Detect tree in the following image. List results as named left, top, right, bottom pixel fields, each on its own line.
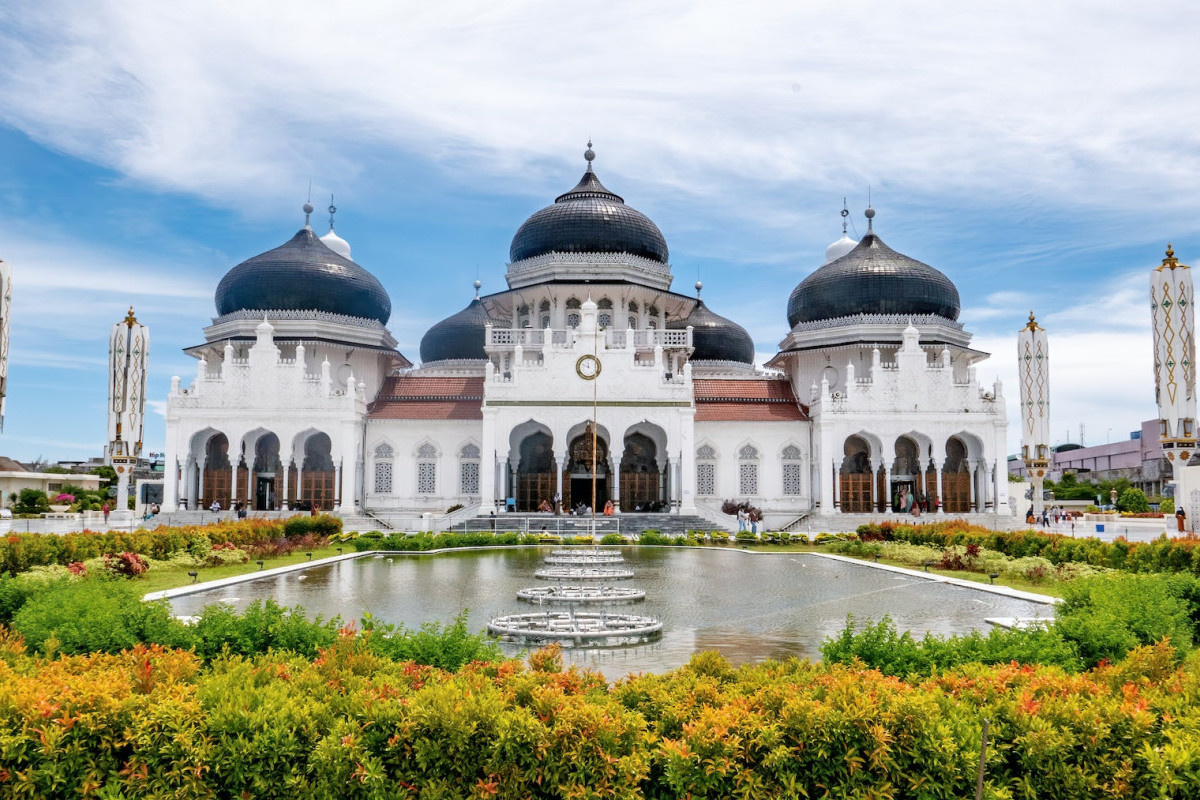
left=12, top=489, right=49, bottom=514
left=89, top=465, right=117, bottom=490
left=1117, top=487, right=1150, bottom=514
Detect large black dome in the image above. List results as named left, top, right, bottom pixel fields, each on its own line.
left=216, top=227, right=391, bottom=324
left=419, top=298, right=493, bottom=362
left=786, top=232, right=959, bottom=327
left=509, top=163, right=669, bottom=264
left=670, top=300, right=755, bottom=364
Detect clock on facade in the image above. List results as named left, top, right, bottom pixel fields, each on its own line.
left=575, top=354, right=602, bottom=380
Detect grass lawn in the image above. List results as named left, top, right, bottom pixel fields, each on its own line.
left=138, top=545, right=344, bottom=594
left=724, top=542, right=1066, bottom=598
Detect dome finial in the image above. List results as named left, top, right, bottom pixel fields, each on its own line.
left=473, top=279, right=481, bottom=299
left=584, top=139, right=595, bottom=172
left=328, top=194, right=337, bottom=231
left=303, top=201, right=314, bottom=229
left=695, top=280, right=703, bottom=298
left=841, top=197, right=849, bottom=235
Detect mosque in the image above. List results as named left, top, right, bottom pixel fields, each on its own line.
left=159, top=145, right=1011, bottom=526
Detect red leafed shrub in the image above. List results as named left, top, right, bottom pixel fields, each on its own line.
left=102, top=551, right=148, bottom=578
left=66, top=561, right=86, bottom=576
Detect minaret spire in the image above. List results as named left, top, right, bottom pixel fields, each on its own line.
left=1150, top=242, right=1196, bottom=496
left=1017, top=310, right=1050, bottom=519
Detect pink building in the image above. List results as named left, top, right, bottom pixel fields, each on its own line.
left=1008, top=420, right=1167, bottom=496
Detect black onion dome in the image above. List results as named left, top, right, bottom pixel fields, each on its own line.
left=786, top=232, right=960, bottom=327
left=216, top=227, right=391, bottom=324
left=509, top=167, right=669, bottom=263
left=419, top=298, right=493, bottom=362
left=670, top=300, right=755, bottom=364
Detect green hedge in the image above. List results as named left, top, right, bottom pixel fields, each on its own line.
left=352, top=530, right=527, bottom=551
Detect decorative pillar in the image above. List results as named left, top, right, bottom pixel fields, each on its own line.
left=334, top=461, right=343, bottom=511
left=1018, top=311, right=1051, bottom=517
left=196, top=456, right=206, bottom=507
left=106, top=307, right=149, bottom=515
left=282, top=462, right=292, bottom=509
left=1151, top=245, right=1197, bottom=491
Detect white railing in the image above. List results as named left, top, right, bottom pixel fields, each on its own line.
left=487, top=327, right=692, bottom=351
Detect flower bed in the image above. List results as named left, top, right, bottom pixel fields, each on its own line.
left=0, top=515, right=341, bottom=576
left=0, top=638, right=1197, bottom=797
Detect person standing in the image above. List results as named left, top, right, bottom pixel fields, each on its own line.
left=102, top=503, right=110, bottom=524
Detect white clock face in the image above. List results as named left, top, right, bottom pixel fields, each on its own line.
left=576, top=354, right=601, bottom=380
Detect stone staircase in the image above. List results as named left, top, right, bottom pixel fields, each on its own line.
left=451, top=512, right=731, bottom=537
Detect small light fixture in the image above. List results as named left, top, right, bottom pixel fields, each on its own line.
left=188, top=571, right=198, bottom=583
left=306, top=552, right=312, bottom=560
left=989, top=572, right=1000, bottom=585
left=923, top=560, right=935, bottom=572
left=337, top=547, right=343, bottom=555
left=256, top=560, right=264, bottom=569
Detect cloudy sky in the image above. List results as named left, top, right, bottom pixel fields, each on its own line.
left=0, top=0, right=1196, bottom=463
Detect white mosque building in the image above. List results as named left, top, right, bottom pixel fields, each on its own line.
left=160, top=145, right=1010, bottom=526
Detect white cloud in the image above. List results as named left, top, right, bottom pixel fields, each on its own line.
left=1, top=0, right=1198, bottom=232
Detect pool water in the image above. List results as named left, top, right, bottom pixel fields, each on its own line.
left=169, top=547, right=1051, bottom=678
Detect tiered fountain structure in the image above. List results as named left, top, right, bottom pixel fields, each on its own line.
left=488, top=547, right=662, bottom=646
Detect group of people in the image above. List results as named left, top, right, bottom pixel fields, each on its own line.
left=736, top=508, right=760, bottom=534
left=209, top=499, right=249, bottom=519
left=1026, top=505, right=1077, bottom=530
left=893, top=486, right=937, bottom=516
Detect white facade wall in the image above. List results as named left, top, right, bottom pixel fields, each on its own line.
left=692, top=422, right=811, bottom=512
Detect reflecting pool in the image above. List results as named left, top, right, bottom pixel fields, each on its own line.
left=169, top=548, right=1052, bottom=678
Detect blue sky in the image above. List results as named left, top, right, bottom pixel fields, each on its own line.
left=0, top=0, right=1197, bottom=463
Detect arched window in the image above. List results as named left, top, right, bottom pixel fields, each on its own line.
left=628, top=315, right=637, bottom=330
left=628, top=301, right=638, bottom=313
left=416, top=443, right=438, bottom=494
left=597, top=298, right=613, bottom=309
left=696, top=444, right=717, bottom=496
left=781, top=444, right=802, bottom=496
left=566, top=297, right=582, bottom=310
left=567, top=313, right=581, bottom=328
left=598, top=313, right=612, bottom=329
left=541, top=316, right=551, bottom=328
left=539, top=299, right=551, bottom=312
left=738, top=445, right=759, bottom=496
left=373, top=443, right=394, bottom=494
left=459, top=443, right=481, bottom=495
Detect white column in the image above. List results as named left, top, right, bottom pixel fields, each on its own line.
left=967, top=459, right=978, bottom=512
left=934, top=461, right=944, bottom=513
left=883, top=463, right=892, bottom=513
left=282, top=462, right=292, bottom=509
left=229, top=459, right=239, bottom=508
left=334, top=461, right=344, bottom=512
left=196, top=456, right=206, bottom=506
left=831, top=460, right=840, bottom=512
left=480, top=410, right=497, bottom=511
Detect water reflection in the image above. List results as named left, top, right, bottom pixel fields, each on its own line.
left=170, top=548, right=1052, bottom=680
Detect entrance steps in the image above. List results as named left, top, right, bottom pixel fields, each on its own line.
left=452, top=512, right=730, bottom=538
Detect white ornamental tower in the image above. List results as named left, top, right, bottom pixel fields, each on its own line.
left=0, top=257, right=10, bottom=432
left=107, top=307, right=149, bottom=513
left=1150, top=244, right=1197, bottom=486
left=1017, top=311, right=1050, bottom=516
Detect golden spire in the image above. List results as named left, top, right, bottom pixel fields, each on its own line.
left=123, top=306, right=138, bottom=326
left=1158, top=243, right=1187, bottom=271
left=1022, top=310, right=1042, bottom=332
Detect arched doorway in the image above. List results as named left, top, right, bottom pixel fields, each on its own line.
left=252, top=433, right=282, bottom=510
left=202, top=433, right=232, bottom=509
left=565, top=423, right=608, bottom=512
left=840, top=436, right=874, bottom=513
left=516, top=431, right=555, bottom=511
left=890, top=436, right=921, bottom=512
left=621, top=432, right=661, bottom=512
left=301, top=433, right=336, bottom=512
left=942, top=437, right=971, bottom=513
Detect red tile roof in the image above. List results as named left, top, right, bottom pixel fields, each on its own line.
left=368, top=375, right=484, bottom=420
left=693, top=379, right=808, bottom=422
